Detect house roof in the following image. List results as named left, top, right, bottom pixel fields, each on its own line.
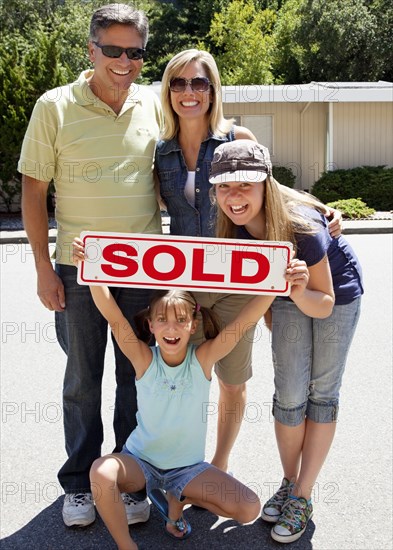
left=150, top=81, right=393, bottom=103
left=221, top=81, right=393, bottom=103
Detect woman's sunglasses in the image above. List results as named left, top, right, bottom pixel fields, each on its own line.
left=169, top=77, right=211, bottom=93
left=93, top=42, right=146, bottom=60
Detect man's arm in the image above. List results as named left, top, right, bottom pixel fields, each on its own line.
left=22, top=175, right=65, bottom=311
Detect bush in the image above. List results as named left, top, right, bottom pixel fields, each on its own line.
left=0, top=27, right=70, bottom=212
left=326, top=198, right=375, bottom=219
left=312, top=166, right=393, bottom=211
left=0, top=178, right=21, bottom=213
left=272, top=165, right=296, bottom=188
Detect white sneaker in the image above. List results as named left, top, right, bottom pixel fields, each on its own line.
left=122, top=493, right=150, bottom=525
left=62, top=492, right=95, bottom=527
left=261, top=478, right=294, bottom=523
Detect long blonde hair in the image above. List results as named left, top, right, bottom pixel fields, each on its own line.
left=213, top=178, right=328, bottom=253
left=160, top=49, right=233, bottom=140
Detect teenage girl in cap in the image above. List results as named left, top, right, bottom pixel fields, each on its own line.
left=210, top=139, right=363, bottom=544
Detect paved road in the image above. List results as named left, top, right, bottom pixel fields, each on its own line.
left=1, top=234, right=392, bottom=549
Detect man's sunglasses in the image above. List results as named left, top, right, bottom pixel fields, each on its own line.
left=93, top=42, right=146, bottom=60
left=169, top=77, right=211, bottom=93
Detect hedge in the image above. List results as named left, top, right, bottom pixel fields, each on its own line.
left=312, top=166, right=393, bottom=211
left=272, top=165, right=296, bottom=188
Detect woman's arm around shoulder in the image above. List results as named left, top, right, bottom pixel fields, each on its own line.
left=234, top=125, right=258, bottom=142
left=196, top=295, right=274, bottom=377
left=89, top=285, right=152, bottom=378
left=326, top=207, right=342, bottom=239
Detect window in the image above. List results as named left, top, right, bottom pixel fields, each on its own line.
left=228, top=115, right=273, bottom=153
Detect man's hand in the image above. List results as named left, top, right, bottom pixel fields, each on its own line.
left=37, top=264, right=65, bottom=311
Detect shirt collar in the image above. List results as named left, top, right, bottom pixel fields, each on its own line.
left=72, top=70, right=142, bottom=111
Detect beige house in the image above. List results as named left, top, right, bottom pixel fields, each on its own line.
left=221, top=81, right=393, bottom=190
left=152, top=80, right=392, bottom=190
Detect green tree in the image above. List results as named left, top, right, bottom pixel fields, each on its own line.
left=143, top=1, right=196, bottom=82
left=143, top=0, right=221, bottom=82
left=0, top=0, right=60, bottom=33
left=369, top=0, right=393, bottom=81
left=53, top=1, right=95, bottom=78
left=270, top=0, right=302, bottom=83
left=203, top=0, right=276, bottom=84
left=0, top=27, right=69, bottom=210
left=273, top=0, right=385, bottom=83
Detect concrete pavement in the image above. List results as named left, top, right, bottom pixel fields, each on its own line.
left=1, top=227, right=392, bottom=549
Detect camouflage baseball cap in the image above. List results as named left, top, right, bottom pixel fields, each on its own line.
left=209, top=139, right=273, bottom=184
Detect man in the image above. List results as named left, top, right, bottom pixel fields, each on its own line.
left=18, top=4, right=163, bottom=527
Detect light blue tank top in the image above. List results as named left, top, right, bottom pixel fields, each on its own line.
left=125, top=344, right=211, bottom=469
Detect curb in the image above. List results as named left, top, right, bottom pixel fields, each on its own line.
left=0, top=221, right=392, bottom=245
left=342, top=226, right=393, bottom=235
left=342, top=218, right=392, bottom=235
left=0, top=230, right=57, bottom=245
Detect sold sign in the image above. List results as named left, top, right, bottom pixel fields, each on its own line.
left=77, top=232, right=292, bottom=296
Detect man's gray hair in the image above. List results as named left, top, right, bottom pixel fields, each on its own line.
left=89, top=3, right=149, bottom=47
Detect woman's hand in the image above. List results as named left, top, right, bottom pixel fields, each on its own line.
left=285, top=259, right=310, bottom=300
left=72, top=237, right=85, bottom=266
left=326, top=207, right=342, bottom=238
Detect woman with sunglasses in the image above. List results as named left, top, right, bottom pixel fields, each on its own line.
left=155, top=49, right=342, bottom=478
left=155, top=49, right=260, bottom=476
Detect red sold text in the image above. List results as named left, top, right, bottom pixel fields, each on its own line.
left=77, top=232, right=292, bottom=296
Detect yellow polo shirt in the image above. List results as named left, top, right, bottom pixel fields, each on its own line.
left=18, top=70, right=163, bottom=265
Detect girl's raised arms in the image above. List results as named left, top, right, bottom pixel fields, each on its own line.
left=72, top=238, right=152, bottom=378
left=87, top=285, right=153, bottom=380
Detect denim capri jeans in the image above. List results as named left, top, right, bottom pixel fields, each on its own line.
left=271, top=297, right=361, bottom=426
left=121, top=446, right=211, bottom=501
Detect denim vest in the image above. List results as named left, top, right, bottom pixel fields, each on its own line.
left=155, top=129, right=235, bottom=237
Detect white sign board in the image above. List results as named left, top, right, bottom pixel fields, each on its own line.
left=77, top=232, right=293, bottom=296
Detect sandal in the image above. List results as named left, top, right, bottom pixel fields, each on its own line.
left=148, top=489, right=192, bottom=540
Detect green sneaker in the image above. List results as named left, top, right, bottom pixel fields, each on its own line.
left=261, top=478, right=294, bottom=523
left=271, top=495, right=313, bottom=543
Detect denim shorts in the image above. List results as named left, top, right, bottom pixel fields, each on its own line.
left=271, top=297, right=361, bottom=426
left=121, top=446, right=211, bottom=501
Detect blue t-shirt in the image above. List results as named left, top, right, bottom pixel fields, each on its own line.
left=237, top=207, right=363, bottom=305
left=125, top=344, right=211, bottom=469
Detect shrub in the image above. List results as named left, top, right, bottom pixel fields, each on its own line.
left=0, top=178, right=21, bottom=213
left=272, top=165, right=296, bottom=188
left=312, top=166, right=393, bottom=211
left=326, top=198, right=375, bottom=219
left=0, top=28, right=70, bottom=212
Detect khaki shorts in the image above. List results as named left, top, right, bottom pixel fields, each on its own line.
left=190, top=292, right=256, bottom=385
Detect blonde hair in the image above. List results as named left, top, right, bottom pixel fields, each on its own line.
left=160, top=49, right=233, bottom=140
left=213, top=178, right=328, bottom=253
